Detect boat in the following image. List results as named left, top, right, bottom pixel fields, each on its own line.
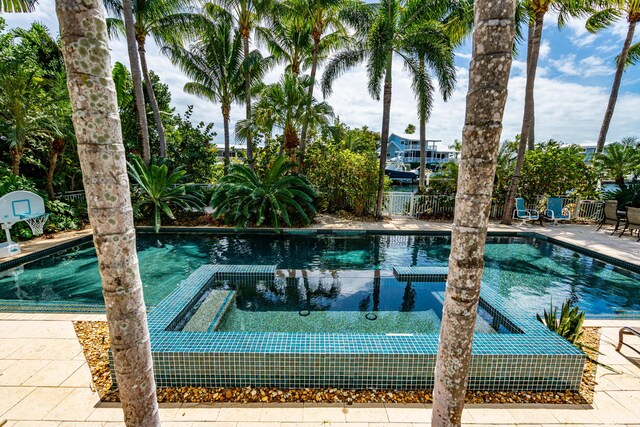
left=385, top=154, right=418, bottom=184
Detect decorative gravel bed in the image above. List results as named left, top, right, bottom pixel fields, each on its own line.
left=73, top=321, right=599, bottom=405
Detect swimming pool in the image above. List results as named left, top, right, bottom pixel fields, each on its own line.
left=1, top=231, right=638, bottom=318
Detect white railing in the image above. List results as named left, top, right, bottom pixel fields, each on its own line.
left=55, top=190, right=86, bottom=202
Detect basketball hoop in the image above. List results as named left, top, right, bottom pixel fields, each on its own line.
left=21, top=213, right=50, bottom=236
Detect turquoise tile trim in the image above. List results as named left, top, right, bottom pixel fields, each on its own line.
left=393, top=266, right=448, bottom=282
left=208, top=291, right=235, bottom=332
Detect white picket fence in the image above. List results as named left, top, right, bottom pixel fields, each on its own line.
left=382, top=192, right=604, bottom=222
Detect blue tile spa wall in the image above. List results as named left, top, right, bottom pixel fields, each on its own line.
left=111, top=264, right=585, bottom=392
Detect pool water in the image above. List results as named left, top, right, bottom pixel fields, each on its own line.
left=0, top=233, right=638, bottom=317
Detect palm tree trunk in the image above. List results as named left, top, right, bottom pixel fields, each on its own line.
left=10, top=146, right=22, bottom=175
left=431, top=0, right=515, bottom=423
left=300, top=36, right=320, bottom=168
left=123, top=0, right=151, bottom=164
left=375, top=54, right=393, bottom=219
left=243, top=34, right=254, bottom=168
left=596, top=20, right=636, bottom=153
left=501, top=11, right=544, bottom=224
left=419, top=56, right=427, bottom=192
left=526, top=18, right=536, bottom=150
left=223, top=106, right=231, bottom=176
left=55, top=1, right=160, bottom=426
left=138, top=39, right=167, bottom=159
left=47, top=137, right=66, bottom=200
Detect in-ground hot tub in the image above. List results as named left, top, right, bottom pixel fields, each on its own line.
left=112, top=262, right=585, bottom=391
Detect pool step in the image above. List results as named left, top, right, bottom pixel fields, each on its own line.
left=182, top=290, right=235, bottom=332
left=393, top=266, right=448, bottom=282
left=215, top=264, right=277, bottom=280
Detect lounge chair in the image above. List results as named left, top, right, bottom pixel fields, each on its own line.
left=619, top=207, right=640, bottom=241
left=616, top=326, right=640, bottom=355
left=542, top=197, right=571, bottom=225
left=512, top=198, right=541, bottom=225
left=597, top=200, right=626, bottom=235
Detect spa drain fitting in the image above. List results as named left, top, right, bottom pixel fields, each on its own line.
left=365, top=313, right=377, bottom=321
left=299, top=309, right=310, bottom=316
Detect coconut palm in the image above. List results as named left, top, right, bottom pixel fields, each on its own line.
left=56, top=0, right=160, bottom=424
left=104, top=0, right=205, bottom=159
left=502, top=0, right=596, bottom=224
left=163, top=19, right=268, bottom=175
left=210, top=156, right=317, bottom=230
left=256, top=12, right=314, bottom=76
left=587, top=0, right=640, bottom=153
left=279, top=0, right=352, bottom=162
left=204, top=0, right=272, bottom=167
left=593, top=141, right=640, bottom=189
left=1, top=0, right=36, bottom=12
left=431, top=0, right=516, bottom=424
left=321, top=0, right=452, bottom=218
left=243, top=72, right=334, bottom=164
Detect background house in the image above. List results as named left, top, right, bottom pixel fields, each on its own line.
left=386, top=133, right=458, bottom=165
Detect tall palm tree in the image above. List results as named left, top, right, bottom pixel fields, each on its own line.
left=432, top=0, right=516, bottom=424
left=322, top=0, right=449, bottom=218
left=55, top=0, right=159, bottom=425
left=163, top=19, right=267, bottom=175
left=280, top=0, right=351, bottom=163
left=0, top=0, right=36, bottom=12
left=244, top=72, right=334, bottom=164
left=594, top=141, right=640, bottom=189
left=502, top=0, right=595, bottom=224
left=205, top=0, right=272, bottom=168
left=105, top=0, right=204, bottom=159
left=256, top=13, right=314, bottom=76
left=587, top=0, right=640, bottom=153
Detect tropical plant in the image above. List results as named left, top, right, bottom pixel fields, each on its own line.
left=431, top=0, right=516, bottom=423
left=605, top=183, right=640, bottom=208
left=56, top=0, right=160, bottom=424
left=593, top=141, right=640, bottom=189
left=0, top=0, right=36, bottom=12
left=240, top=72, right=334, bottom=164
left=278, top=0, right=352, bottom=161
left=587, top=1, right=640, bottom=153
left=423, top=161, right=459, bottom=195
left=104, top=0, right=205, bottom=159
left=163, top=19, right=268, bottom=175
left=127, top=154, right=204, bottom=232
left=210, top=156, right=316, bottom=230
left=204, top=0, right=273, bottom=167
left=321, top=0, right=455, bottom=218
left=537, top=299, right=585, bottom=344
left=502, top=0, right=598, bottom=224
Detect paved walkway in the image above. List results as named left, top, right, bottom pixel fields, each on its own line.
left=0, top=221, right=639, bottom=425
left=0, top=314, right=637, bottom=426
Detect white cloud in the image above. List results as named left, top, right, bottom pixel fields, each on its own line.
left=550, top=54, right=613, bottom=77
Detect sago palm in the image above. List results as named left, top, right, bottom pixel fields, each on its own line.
left=321, top=0, right=453, bottom=218
left=587, top=0, right=640, bottom=153
left=594, top=141, right=640, bottom=189
left=204, top=0, right=272, bottom=167
left=104, top=0, right=205, bottom=159
left=163, top=19, right=268, bottom=175
left=127, top=154, right=204, bottom=232
left=210, top=156, right=317, bottom=230
left=241, top=72, right=334, bottom=164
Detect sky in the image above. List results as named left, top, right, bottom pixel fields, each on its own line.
left=3, top=1, right=640, bottom=150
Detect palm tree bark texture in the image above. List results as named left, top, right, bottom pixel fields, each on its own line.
left=375, top=53, right=393, bottom=219
left=501, top=9, right=544, bottom=225
left=431, top=0, right=515, bottom=424
left=55, top=1, right=160, bottom=425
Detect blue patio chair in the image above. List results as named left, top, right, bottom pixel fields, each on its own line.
left=542, top=197, right=571, bottom=226
left=512, top=198, right=541, bottom=225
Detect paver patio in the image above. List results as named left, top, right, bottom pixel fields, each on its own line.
left=0, top=222, right=639, bottom=426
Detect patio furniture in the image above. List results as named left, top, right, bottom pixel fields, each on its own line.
left=619, top=207, right=640, bottom=241
left=597, top=200, right=627, bottom=234
left=512, top=198, right=541, bottom=225
left=542, top=197, right=571, bottom=225
left=616, top=326, right=640, bottom=355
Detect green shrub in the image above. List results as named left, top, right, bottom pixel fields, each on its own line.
left=306, top=143, right=380, bottom=216
left=605, top=184, right=640, bottom=208
left=210, top=156, right=316, bottom=230
left=127, top=154, right=204, bottom=232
